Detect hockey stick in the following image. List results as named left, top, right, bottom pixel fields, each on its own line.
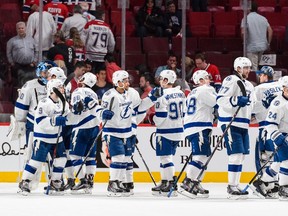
left=167, top=151, right=193, bottom=197
left=45, top=87, right=66, bottom=195
left=74, top=97, right=115, bottom=179
left=171, top=80, right=247, bottom=198
left=135, top=144, right=157, bottom=186
left=242, top=146, right=279, bottom=194
left=64, top=72, right=75, bottom=87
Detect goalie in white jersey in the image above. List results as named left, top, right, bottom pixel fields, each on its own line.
left=18, top=79, right=70, bottom=195
left=150, top=70, right=186, bottom=197
left=101, top=70, right=160, bottom=197
left=252, top=76, right=288, bottom=200
left=179, top=70, right=217, bottom=198
left=253, top=66, right=282, bottom=176
left=217, top=57, right=255, bottom=199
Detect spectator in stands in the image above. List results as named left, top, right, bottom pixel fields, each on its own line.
left=66, top=27, right=86, bottom=61
left=163, top=1, right=182, bottom=40
left=47, top=30, right=77, bottom=75
left=26, top=0, right=57, bottom=59
left=80, top=2, right=96, bottom=22
left=139, top=73, right=155, bottom=124
left=85, top=59, right=93, bottom=73
left=44, top=0, right=69, bottom=30
left=53, top=54, right=67, bottom=75
left=82, top=9, right=115, bottom=73
left=22, top=0, right=49, bottom=21
left=182, top=56, right=195, bottom=83
left=241, top=1, right=273, bottom=71
left=104, top=53, right=121, bottom=84
left=6, top=22, right=38, bottom=87
left=193, top=52, right=222, bottom=92
left=92, top=65, right=113, bottom=104
left=70, top=61, right=86, bottom=93
left=61, top=5, right=87, bottom=39
left=154, top=53, right=181, bottom=86
left=191, top=0, right=207, bottom=12
left=136, top=0, right=164, bottom=37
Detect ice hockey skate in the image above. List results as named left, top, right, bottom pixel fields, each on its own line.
left=46, top=180, right=64, bottom=196
left=278, top=185, right=288, bottom=201
left=160, top=179, right=178, bottom=197
left=107, top=180, right=124, bottom=197
left=178, top=178, right=197, bottom=199
left=17, top=179, right=31, bottom=196
left=63, top=178, right=75, bottom=191
left=71, top=178, right=91, bottom=194
left=151, top=180, right=167, bottom=196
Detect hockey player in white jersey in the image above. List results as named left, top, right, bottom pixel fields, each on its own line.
left=69, top=72, right=113, bottom=194
left=253, top=66, right=282, bottom=175
left=217, top=57, right=255, bottom=199
left=150, top=70, right=186, bottom=197
left=179, top=70, right=216, bottom=198
left=18, top=79, right=70, bottom=195
left=102, top=70, right=161, bottom=197
left=252, top=76, right=288, bottom=200
left=14, top=60, right=57, bottom=190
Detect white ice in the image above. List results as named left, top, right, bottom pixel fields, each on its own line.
left=0, top=183, right=286, bottom=216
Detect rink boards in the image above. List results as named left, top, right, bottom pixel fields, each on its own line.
left=0, top=124, right=259, bottom=183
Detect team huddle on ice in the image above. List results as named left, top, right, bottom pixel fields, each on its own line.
left=9, top=56, right=288, bottom=201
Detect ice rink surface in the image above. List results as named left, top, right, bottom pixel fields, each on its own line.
left=0, top=183, right=286, bottom=216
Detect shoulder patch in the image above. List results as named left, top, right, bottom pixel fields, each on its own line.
left=273, top=100, right=280, bottom=106
left=225, top=76, right=232, bottom=82
left=104, top=90, right=111, bottom=96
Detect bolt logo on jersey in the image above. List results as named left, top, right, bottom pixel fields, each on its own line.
left=120, top=104, right=131, bottom=120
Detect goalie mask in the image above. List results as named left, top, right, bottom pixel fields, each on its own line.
left=79, top=72, right=97, bottom=88
left=48, top=67, right=67, bottom=82
left=159, top=69, right=177, bottom=84
left=193, top=70, right=209, bottom=85
left=112, top=70, right=129, bottom=87
left=46, top=78, right=64, bottom=95
left=36, top=60, right=58, bottom=84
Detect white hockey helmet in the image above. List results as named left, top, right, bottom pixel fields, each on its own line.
left=159, top=69, right=177, bottom=84
left=79, top=72, right=97, bottom=88
left=46, top=78, right=64, bottom=95
left=279, top=76, right=288, bottom=88
left=48, top=67, right=66, bottom=82
left=193, top=70, right=209, bottom=85
left=233, top=57, right=251, bottom=71
left=112, top=70, right=129, bottom=87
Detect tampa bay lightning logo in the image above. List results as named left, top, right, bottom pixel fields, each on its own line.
left=273, top=100, right=280, bottom=106
left=120, top=105, right=131, bottom=119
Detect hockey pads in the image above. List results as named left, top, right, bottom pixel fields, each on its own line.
left=262, top=95, right=276, bottom=109
left=148, top=87, right=163, bottom=102
left=84, top=96, right=97, bottom=110
left=73, top=101, right=84, bottom=115
left=236, top=96, right=249, bottom=107
left=7, top=115, right=26, bottom=141
left=51, top=116, right=67, bottom=126
left=273, top=134, right=288, bottom=147
left=102, top=110, right=114, bottom=120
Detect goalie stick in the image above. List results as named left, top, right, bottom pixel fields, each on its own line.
left=170, top=80, right=247, bottom=198
left=45, top=87, right=66, bottom=195
left=75, top=96, right=115, bottom=179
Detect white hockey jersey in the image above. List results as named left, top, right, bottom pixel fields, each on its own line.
left=217, top=75, right=255, bottom=129
left=184, top=84, right=217, bottom=136
left=153, top=87, right=186, bottom=141
left=253, top=81, right=282, bottom=128
left=34, top=96, right=70, bottom=144
left=15, top=79, right=47, bottom=124
left=265, top=94, right=288, bottom=140
left=70, top=87, right=102, bottom=129
left=82, top=19, right=115, bottom=62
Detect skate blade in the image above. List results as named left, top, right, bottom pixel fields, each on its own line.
left=279, top=196, right=288, bottom=201
left=71, top=189, right=91, bottom=195
left=249, top=185, right=266, bottom=199
left=45, top=191, right=64, bottom=196
left=227, top=194, right=242, bottom=200
left=17, top=189, right=29, bottom=196
left=196, top=193, right=209, bottom=198
left=177, top=188, right=197, bottom=199
left=107, top=191, right=123, bottom=197
left=161, top=191, right=178, bottom=197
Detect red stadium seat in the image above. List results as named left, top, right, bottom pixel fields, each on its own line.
left=142, top=37, right=169, bottom=54
left=127, top=69, right=140, bottom=87
left=198, top=38, right=224, bottom=52
left=0, top=87, right=13, bottom=102
left=204, top=52, right=234, bottom=68
left=264, top=13, right=288, bottom=39
left=172, top=37, right=198, bottom=56
left=110, top=10, right=136, bottom=36
left=213, top=12, right=239, bottom=37
left=123, top=53, right=146, bottom=70
left=146, top=53, right=169, bottom=73
left=0, top=101, right=14, bottom=113
left=115, top=37, right=142, bottom=54
left=187, top=12, right=212, bottom=37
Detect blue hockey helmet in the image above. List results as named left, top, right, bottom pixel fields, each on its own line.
left=36, top=60, right=58, bottom=84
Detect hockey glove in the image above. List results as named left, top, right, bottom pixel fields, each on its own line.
left=73, top=101, right=84, bottom=115
left=262, top=95, right=276, bottom=109
left=148, top=87, right=163, bottom=102
left=273, top=134, right=288, bottom=147
left=84, top=97, right=97, bottom=110
left=102, top=110, right=114, bottom=120
left=51, top=116, right=67, bottom=127
left=237, top=96, right=249, bottom=107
